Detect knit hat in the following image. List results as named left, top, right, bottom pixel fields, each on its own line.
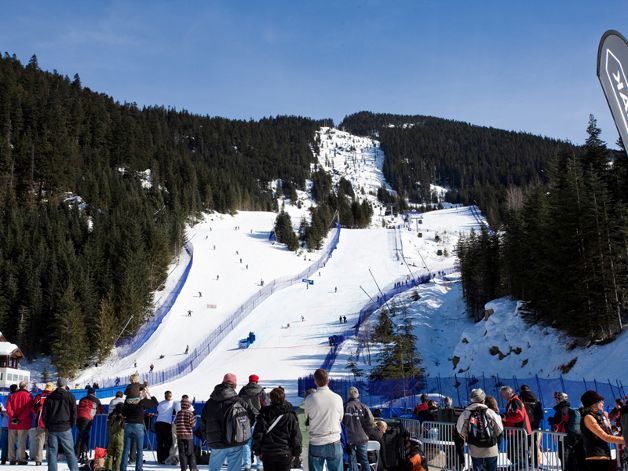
left=223, top=373, right=237, bottom=386
left=45, top=382, right=55, bottom=391
left=470, top=388, right=486, bottom=403
left=348, top=387, right=359, bottom=399
left=87, top=386, right=96, bottom=394
left=249, top=374, right=259, bottom=383
left=57, top=378, right=68, bottom=388
left=554, top=391, right=568, bottom=402
left=581, top=390, right=604, bottom=408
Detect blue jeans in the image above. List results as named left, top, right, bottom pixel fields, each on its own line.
left=121, top=423, right=145, bottom=471
left=242, top=423, right=255, bottom=468
left=47, top=430, right=79, bottom=471
left=472, top=456, right=497, bottom=471
left=309, top=442, right=343, bottom=471
left=209, top=446, right=244, bottom=471
left=350, top=443, right=369, bottom=471
left=0, top=427, right=8, bottom=462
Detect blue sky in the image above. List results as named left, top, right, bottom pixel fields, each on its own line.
left=1, top=1, right=626, bottom=145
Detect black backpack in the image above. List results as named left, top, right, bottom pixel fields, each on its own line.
left=466, top=407, right=497, bottom=448
left=223, top=400, right=251, bottom=445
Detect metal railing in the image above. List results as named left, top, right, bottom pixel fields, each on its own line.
left=399, top=419, right=624, bottom=471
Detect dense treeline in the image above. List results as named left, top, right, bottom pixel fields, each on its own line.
left=340, top=111, right=570, bottom=226
left=0, top=53, right=330, bottom=375
left=458, top=117, right=628, bottom=342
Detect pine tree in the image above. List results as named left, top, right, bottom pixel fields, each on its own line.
left=51, top=283, right=88, bottom=377
left=94, top=292, right=117, bottom=361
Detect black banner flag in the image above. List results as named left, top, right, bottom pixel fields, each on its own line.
left=597, top=30, right=628, bottom=152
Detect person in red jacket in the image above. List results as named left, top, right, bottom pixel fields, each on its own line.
left=33, top=382, right=55, bottom=465
left=6, top=380, right=34, bottom=465
left=74, top=387, right=103, bottom=463
left=500, top=386, right=532, bottom=470
left=412, top=394, right=429, bottom=418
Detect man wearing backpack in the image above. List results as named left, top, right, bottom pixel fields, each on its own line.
left=547, top=392, right=582, bottom=471
left=238, top=374, right=268, bottom=471
left=456, top=388, right=503, bottom=471
left=201, top=373, right=254, bottom=471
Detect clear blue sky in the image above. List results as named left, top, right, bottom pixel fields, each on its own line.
left=1, top=1, right=626, bottom=145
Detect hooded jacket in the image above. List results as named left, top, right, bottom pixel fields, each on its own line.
left=456, top=402, right=504, bottom=459
left=252, top=401, right=302, bottom=458
left=42, top=388, right=77, bottom=433
left=122, top=396, right=158, bottom=424
left=343, top=398, right=373, bottom=445
left=201, top=383, right=254, bottom=449
left=238, top=382, right=267, bottom=418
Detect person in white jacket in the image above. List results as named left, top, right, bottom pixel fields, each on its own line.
left=303, top=369, right=344, bottom=471
left=456, top=388, right=503, bottom=471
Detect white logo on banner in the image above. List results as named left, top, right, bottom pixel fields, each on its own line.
left=606, top=48, right=628, bottom=136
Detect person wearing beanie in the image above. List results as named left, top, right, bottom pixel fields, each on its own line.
left=42, top=380, right=80, bottom=471
left=253, top=387, right=302, bottom=471
left=74, top=387, right=103, bottom=463
left=456, top=388, right=503, bottom=470
left=238, top=373, right=268, bottom=470
left=32, top=383, right=55, bottom=465
left=343, top=386, right=374, bottom=471
left=201, top=373, right=255, bottom=471
left=580, top=390, right=625, bottom=469
left=175, top=398, right=197, bottom=471
left=6, top=380, right=33, bottom=465
left=303, top=369, right=344, bottom=471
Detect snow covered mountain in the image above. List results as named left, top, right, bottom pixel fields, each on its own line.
left=56, top=126, right=626, bottom=402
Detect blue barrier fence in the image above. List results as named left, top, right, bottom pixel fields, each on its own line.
left=297, top=373, right=626, bottom=413
left=116, top=242, right=194, bottom=356
left=91, top=224, right=342, bottom=389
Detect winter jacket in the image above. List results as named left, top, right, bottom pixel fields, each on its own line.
left=503, top=394, right=532, bottom=434
left=303, top=386, right=344, bottom=446
left=33, top=390, right=52, bottom=429
left=201, top=383, right=254, bottom=449
left=122, top=396, right=158, bottom=424
left=42, top=387, right=77, bottom=433
left=124, top=383, right=144, bottom=399
left=7, top=388, right=34, bottom=431
left=456, top=402, right=504, bottom=459
left=252, top=401, right=302, bottom=459
left=238, top=382, right=267, bottom=419
left=175, top=402, right=196, bottom=440
left=416, top=408, right=437, bottom=423
left=520, top=389, right=543, bottom=430
left=77, top=394, right=103, bottom=421
left=413, top=403, right=428, bottom=418
left=343, top=398, right=373, bottom=445
left=581, top=411, right=624, bottom=460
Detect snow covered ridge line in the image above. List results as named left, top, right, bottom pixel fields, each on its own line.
left=91, top=224, right=341, bottom=388
left=116, top=242, right=194, bottom=356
